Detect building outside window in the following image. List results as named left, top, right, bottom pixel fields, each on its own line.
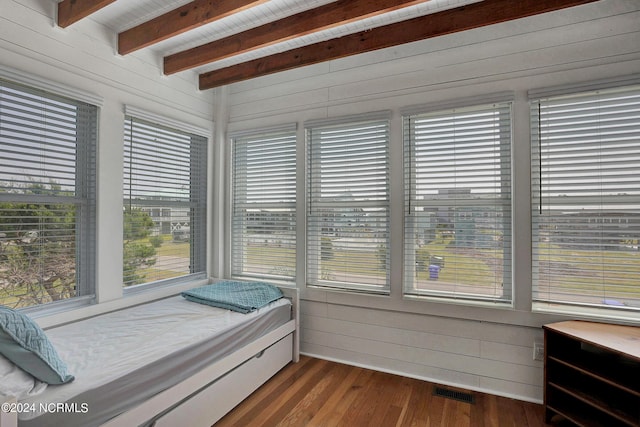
left=403, top=98, right=513, bottom=304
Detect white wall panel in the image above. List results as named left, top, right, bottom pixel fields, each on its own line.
left=302, top=315, right=481, bottom=356
left=303, top=308, right=544, bottom=396
left=302, top=341, right=482, bottom=387
left=1, top=0, right=212, bottom=121
left=228, top=88, right=330, bottom=122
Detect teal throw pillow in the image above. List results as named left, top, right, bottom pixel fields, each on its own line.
left=0, top=306, right=74, bottom=385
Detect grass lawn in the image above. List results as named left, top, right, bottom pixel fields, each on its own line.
left=246, top=239, right=502, bottom=286
left=537, top=245, right=640, bottom=298
left=136, top=266, right=187, bottom=282
left=156, top=241, right=190, bottom=257
left=131, top=236, right=191, bottom=283
left=3, top=236, right=637, bottom=307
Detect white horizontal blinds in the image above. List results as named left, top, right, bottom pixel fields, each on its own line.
left=307, top=113, right=390, bottom=293
left=531, top=85, right=640, bottom=313
left=123, top=116, right=207, bottom=287
left=404, top=102, right=512, bottom=303
left=0, top=78, right=97, bottom=309
left=231, top=126, right=297, bottom=281
left=0, top=83, right=78, bottom=194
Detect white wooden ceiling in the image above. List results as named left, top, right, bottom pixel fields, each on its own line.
left=85, top=0, right=479, bottom=73
left=54, top=0, right=602, bottom=89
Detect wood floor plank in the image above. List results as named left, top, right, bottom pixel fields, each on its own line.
left=424, top=386, right=445, bottom=426
left=469, top=392, right=491, bottom=427
left=402, top=375, right=433, bottom=427
left=216, top=356, right=315, bottom=425
left=216, top=357, right=323, bottom=426
left=215, top=356, right=551, bottom=426
left=377, top=376, right=412, bottom=426
left=258, top=359, right=335, bottom=426
left=306, top=364, right=366, bottom=425
left=277, top=361, right=351, bottom=426
left=324, top=368, right=376, bottom=426
left=524, top=401, right=548, bottom=426
left=331, top=369, right=382, bottom=427
left=387, top=376, right=413, bottom=426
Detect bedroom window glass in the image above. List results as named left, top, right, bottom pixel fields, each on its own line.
left=306, top=112, right=390, bottom=294
left=403, top=100, right=512, bottom=304
left=531, top=83, right=640, bottom=316
left=0, top=78, right=97, bottom=309
left=231, top=125, right=297, bottom=282
left=123, top=115, right=207, bottom=288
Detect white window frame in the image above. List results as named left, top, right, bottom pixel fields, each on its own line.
left=230, top=124, right=297, bottom=283
left=305, top=111, right=391, bottom=294
left=0, top=75, right=98, bottom=309
left=402, top=94, right=514, bottom=305
left=123, top=107, right=208, bottom=291
left=530, top=76, right=640, bottom=320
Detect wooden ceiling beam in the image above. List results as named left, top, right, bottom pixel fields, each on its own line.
left=57, top=0, right=116, bottom=28
left=199, top=0, right=598, bottom=90
left=164, top=0, right=430, bottom=75
left=117, top=0, right=269, bottom=55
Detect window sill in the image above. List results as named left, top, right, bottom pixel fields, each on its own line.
left=402, top=293, right=513, bottom=310
left=533, top=302, right=640, bottom=326
left=34, top=277, right=210, bottom=329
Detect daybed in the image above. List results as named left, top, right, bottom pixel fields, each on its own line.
left=0, top=282, right=299, bottom=427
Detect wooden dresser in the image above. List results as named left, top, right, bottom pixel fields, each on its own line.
left=543, top=320, right=640, bottom=427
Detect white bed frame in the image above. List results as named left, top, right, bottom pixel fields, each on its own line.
left=0, top=288, right=299, bottom=427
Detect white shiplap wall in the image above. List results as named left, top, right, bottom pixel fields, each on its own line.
left=223, top=0, right=640, bottom=403
left=301, top=300, right=545, bottom=400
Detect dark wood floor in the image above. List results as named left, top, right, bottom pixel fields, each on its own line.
left=215, top=356, right=552, bottom=427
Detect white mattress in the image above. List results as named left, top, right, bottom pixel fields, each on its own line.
left=18, top=296, right=292, bottom=427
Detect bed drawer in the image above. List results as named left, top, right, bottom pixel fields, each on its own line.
left=153, top=333, right=293, bottom=427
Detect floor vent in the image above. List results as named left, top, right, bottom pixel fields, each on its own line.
left=433, top=387, right=475, bottom=404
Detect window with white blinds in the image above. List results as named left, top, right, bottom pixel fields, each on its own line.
left=123, top=115, right=207, bottom=288
left=231, top=125, right=297, bottom=281
left=403, top=101, right=512, bottom=303
left=306, top=112, right=390, bottom=294
left=531, top=84, right=640, bottom=314
left=0, top=78, right=97, bottom=309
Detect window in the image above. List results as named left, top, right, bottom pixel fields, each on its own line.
left=403, top=99, right=512, bottom=304
left=531, top=83, right=640, bottom=314
left=306, top=112, right=390, bottom=294
left=123, top=113, right=207, bottom=288
left=231, top=125, right=297, bottom=281
left=0, top=78, right=97, bottom=309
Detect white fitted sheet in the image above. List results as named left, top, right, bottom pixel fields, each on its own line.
left=18, top=296, right=291, bottom=427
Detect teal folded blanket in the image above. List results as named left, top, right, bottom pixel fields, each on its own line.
left=181, top=281, right=283, bottom=314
